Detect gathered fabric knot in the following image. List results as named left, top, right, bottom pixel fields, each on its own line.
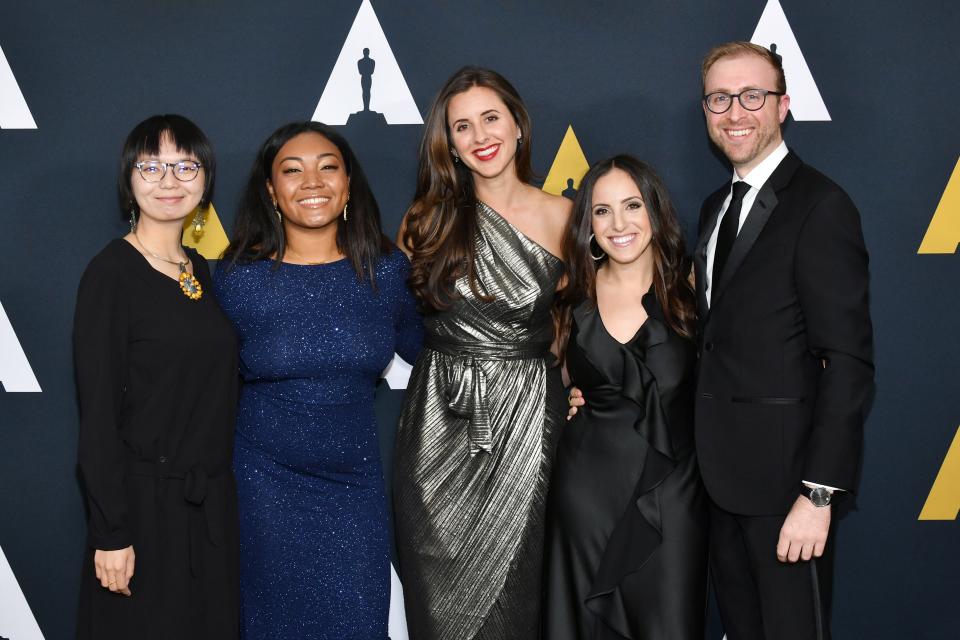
left=425, top=335, right=551, bottom=455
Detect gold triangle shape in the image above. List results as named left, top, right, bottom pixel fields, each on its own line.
left=542, top=125, right=589, bottom=198
left=918, top=157, right=960, bottom=254
left=182, top=203, right=229, bottom=259
left=919, top=425, right=960, bottom=520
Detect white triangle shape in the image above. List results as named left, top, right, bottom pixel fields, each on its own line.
left=751, top=0, right=831, bottom=122
left=388, top=562, right=409, bottom=639
left=0, top=301, right=41, bottom=392
left=0, top=44, right=37, bottom=129
left=381, top=353, right=412, bottom=390
left=0, top=544, right=45, bottom=639
left=312, top=0, right=422, bottom=125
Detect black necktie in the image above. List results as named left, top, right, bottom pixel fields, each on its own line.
left=713, top=181, right=752, bottom=282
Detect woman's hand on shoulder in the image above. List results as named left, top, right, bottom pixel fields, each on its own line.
left=94, top=546, right=135, bottom=596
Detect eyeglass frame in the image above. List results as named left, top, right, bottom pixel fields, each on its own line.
left=702, top=88, right=786, bottom=114
left=132, top=160, right=204, bottom=182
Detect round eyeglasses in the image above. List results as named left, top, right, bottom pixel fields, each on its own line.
left=133, top=160, right=203, bottom=182
left=703, top=89, right=785, bottom=114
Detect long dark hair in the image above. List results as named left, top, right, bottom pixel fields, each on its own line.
left=221, top=122, right=391, bottom=286
left=118, top=114, right=215, bottom=224
left=555, top=155, right=695, bottom=354
left=403, top=66, right=534, bottom=311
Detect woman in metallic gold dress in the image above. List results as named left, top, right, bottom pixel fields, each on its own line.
left=394, top=67, right=571, bottom=640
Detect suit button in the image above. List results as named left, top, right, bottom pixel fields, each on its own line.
left=158, top=456, right=168, bottom=464
left=705, top=342, right=715, bottom=351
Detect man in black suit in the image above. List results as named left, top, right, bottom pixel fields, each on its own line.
left=693, top=42, right=874, bottom=639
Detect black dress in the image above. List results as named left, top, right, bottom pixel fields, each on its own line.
left=74, top=239, right=240, bottom=639
left=544, top=292, right=708, bottom=639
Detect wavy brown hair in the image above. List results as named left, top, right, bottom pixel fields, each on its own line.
left=555, top=155, right=695, bottom=357
left=402, top=66, right=534, bottom=311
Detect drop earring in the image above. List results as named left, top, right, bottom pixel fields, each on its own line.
left=343, top=202, right=349, bottom=221
left=191, top=207, right=206, bottom=235
left=273, top=202, right=282, bottom=223
left=129, top=206, right=138, bottom=233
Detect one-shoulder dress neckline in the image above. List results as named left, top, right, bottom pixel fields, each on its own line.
left=477, top=200, right=563, bottom=264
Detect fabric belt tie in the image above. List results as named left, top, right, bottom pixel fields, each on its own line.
left=425, top=336, right=551, bottom=455
left=128, top=459, right=226, bottom=577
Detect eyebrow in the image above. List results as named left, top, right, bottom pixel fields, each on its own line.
left=451, top=109, right=501, bottom=125
left=593, top=195, right=643, bottom=207
left=278, top=153, right=339, bottom=163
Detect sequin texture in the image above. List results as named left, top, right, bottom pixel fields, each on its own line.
left=214, top=250, right=422, bottom=639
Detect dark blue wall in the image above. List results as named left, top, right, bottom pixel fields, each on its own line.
left=1, top=1, right=957, bottom=637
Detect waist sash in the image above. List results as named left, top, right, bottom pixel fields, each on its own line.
left=425, top=336, right=551, bottom=455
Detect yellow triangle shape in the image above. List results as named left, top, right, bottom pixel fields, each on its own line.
left=918, top=156, right=960, bottom=254
left=919, top=425, right=960, bottom=520
left=182, top=203, right=229, bottom=259
left=542, top=125, right=589, bottom=198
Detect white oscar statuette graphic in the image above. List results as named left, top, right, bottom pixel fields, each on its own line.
left=0, top=544, right=45, bottom=639
left=751, top=0, right=831, bottom=121
left=0, top=301, right=41, bottom=392
left=312, top=0, right=422, bottom=125
left=0, top=43, right=37, bottom=129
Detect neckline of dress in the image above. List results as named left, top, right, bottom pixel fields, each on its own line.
left=476, top=200, right=563, bottom=264
left=118, top=237, right=195, bottom=287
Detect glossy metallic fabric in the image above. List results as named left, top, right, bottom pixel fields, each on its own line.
left=394, top=202, right=565, bottom=640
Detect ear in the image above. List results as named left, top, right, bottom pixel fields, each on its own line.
left=266, top=180, right=276, bottom=203
left=777, top=93, right=791, bottom=123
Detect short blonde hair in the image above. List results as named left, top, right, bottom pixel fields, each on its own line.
left=701, top=41, right=786, bottom=94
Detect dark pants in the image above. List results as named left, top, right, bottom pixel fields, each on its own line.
left=709, top=501, right=834, bottom=640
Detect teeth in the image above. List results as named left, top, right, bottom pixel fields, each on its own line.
left=299, top=196, right=330, bottom=205
left=610, top=234, right=636, bottom=246
left=728, top=129, right=751, bottom=137
left=475, top=145, right=498, bottom=158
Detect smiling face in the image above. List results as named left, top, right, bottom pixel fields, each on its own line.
left=591, top=168, right=653, bottom=267
left=703, top=53, right=790, bottom=177
left=267, top=132, right=349, bottom=232
left=446, top=85, right=522, bottom=181
left=131, top=133, right=205, bottom=225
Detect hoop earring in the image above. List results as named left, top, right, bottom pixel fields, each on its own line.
left=343, top=202, right=348, bottom=221
left=589, top=234, right=605, bottom=261
left=191, top=207, right=206, bottom=235
left=129, top=206, right=138, bottom=233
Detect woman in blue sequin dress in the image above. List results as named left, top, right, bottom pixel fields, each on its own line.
left=214, top=122, right=422, bottom=639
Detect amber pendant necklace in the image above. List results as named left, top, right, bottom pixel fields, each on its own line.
left=132, top=233, right=203, bottom=301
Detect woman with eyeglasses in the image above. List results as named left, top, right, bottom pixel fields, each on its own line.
left=74, top=114, right=240, bottom=638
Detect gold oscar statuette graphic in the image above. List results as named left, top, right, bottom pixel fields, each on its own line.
left=919, top=425, right=960, bottom=520
left=918, top=157, right=960, bottom=254
left=542, top=125, right=589, bottom=199
left=181, top=203, right=230, bottom=259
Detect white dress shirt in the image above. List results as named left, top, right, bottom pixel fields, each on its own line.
left=702, top=141, right=841, bottom=495
left=704, top=141, right=788, bottom=307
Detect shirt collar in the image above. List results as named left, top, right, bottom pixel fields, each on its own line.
left=732, top=140, right=788, bottom=191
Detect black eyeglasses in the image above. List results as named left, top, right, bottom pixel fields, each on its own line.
left=133, top=160, right=203, bottom=182
left=703, top=89, right=785, bottom=114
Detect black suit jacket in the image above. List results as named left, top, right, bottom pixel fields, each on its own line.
left=693, top=151, right=874, bottom=516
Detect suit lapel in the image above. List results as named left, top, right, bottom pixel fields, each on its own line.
left=695, top=189, right=727, bottom=319
left=710, top=151, right=802, bottom=307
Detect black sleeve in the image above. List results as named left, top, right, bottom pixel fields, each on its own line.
left=795, top=187, right=875, bottom=491
left=74, top=256, right=132, bottom=550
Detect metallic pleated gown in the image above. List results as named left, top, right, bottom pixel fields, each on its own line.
left=394, top=202, right=566, bottom=640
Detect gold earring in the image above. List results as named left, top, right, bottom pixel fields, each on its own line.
left=343, top=202, right=348, bottom=221
left=191, top=207, right=206, bottom=235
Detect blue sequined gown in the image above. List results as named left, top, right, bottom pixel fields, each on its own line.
left=214, top=250, right=422, bottom=640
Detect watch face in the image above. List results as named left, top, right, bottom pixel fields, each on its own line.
left=810, top=487, right=831, bottom=507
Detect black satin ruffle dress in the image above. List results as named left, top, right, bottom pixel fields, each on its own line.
left=544, top=292, right=708, bottom=639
